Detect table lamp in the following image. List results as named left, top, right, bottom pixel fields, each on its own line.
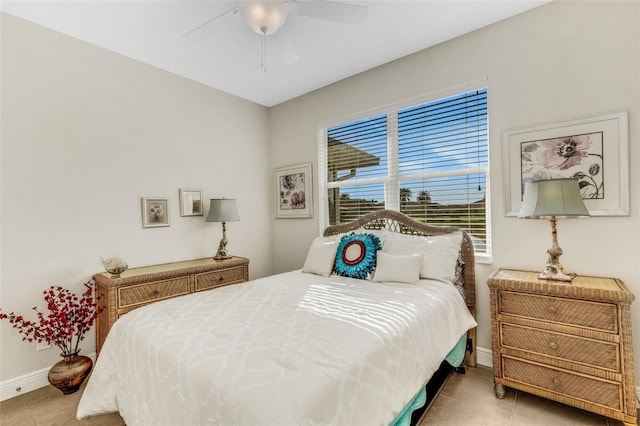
left=206, top=198, right=240, bottom=260
left=518, top=178, right=590, bottom=282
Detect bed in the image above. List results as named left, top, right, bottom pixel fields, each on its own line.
left=77, top=210, right=477, bottom=425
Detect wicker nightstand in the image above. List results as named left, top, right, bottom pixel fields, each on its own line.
left=488, top=269, right=637, bottom=426
left=94, top=256, right=249, bottom=353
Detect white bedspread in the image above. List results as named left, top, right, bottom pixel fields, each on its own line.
left=77, top=270, right=476, bottom=425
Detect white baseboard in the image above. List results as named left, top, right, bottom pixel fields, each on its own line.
left=0, top=365, right=51, bottom=402
left=475, top=345, right=492, bottom=367
left=0, top=352, right=96, bottom=402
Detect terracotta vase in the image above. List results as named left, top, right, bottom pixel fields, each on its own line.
left=47, top=350, right=93, bottom=395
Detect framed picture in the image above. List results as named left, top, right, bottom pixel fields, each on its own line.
left=274, top=162, right=313, bottom=218
left=179, top=188, right=203, bottom=217
left=141, top=197, right=170, bottom=228
left=503, top=111, right=629, bottom=216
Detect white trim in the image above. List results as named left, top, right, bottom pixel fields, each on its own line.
left=0, top=366, right=50, bottom=402
left=0, top=352, right=96, bottom=402
left=317, top=127, right=328, bottom=232
left=474, top=253, right=493, bottom=264
left=386, top=112, right=399, bottom=211
left=476, top=345, right=493, bottom=368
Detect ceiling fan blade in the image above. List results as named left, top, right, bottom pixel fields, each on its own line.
left=271, top=27, right=299, bottom=65
left=295, top=1, right=367, bottom=25
left=182, top=5, right=239, bottom=37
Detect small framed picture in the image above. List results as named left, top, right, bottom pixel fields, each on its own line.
left=141, top=197, right=170, bottom=228
left=274, top=162, right=313, bottom=218
left=179, top=188, right=203, bottom=217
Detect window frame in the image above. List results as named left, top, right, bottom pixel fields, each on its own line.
left=318, top=79, right=491, bottom=263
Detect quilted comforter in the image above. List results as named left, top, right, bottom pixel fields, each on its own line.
left=77, top=270, right=476, bottom=425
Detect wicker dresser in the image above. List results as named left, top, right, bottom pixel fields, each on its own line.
left=488, top=269, right=636, bottom=426
left=95, top=256, right=249, bottom=353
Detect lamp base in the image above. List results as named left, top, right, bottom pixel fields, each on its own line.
left=537, top=216, right=573, bottom=282
left=213, top=222, right=231, bottom=260
left=538, top=264, right=573, bottom=282
left=213, top=242, right=231, bottom=260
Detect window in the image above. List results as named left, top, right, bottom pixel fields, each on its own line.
left=318, top=83, right=491, bottom=260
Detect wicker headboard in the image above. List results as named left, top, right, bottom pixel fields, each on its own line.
left=323, top=209, right=476, bottom=308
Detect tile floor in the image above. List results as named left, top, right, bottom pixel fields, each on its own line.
left=0, top=365, right=629, bottom=425
left=0, top=380, right=123, bottom=426
left=421, top=366, right=625, bottom=425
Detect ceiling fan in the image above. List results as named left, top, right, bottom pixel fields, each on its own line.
left=183, top=0, right=368, bottom=72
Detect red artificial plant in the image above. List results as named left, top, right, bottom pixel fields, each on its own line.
left=0, top=281, right=104, bottom=356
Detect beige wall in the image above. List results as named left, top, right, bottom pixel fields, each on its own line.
left=269, top=0, right=640, bottom=363
left=0, top=13, right=272, bottom=383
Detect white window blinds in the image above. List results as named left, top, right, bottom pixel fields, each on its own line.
left=318, top=84, right=490, bottom=258
left=323, top=113, right=388, bottom=224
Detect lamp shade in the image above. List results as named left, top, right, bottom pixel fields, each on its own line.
left=518, top=179, right=590, bottom=219
left=206, top=199, right=240, bottom=223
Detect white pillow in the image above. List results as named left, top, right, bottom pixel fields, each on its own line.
left=382, top=231, right=463, bottom=282
left=371, top=251, right=423, bottom=284
left=302, top=235, right=341, bottom=277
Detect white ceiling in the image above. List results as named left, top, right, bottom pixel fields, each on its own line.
left=1, top=0, right=549, bottom=107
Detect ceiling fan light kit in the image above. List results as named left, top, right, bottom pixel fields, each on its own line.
left=239, top=0, right=290, bottom=72
left=185, top=0, right=368, bottom=73
left=240, top=1, right=289, bottom=35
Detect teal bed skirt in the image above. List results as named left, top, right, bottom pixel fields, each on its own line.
left=389, top=333, right=467, bottom=426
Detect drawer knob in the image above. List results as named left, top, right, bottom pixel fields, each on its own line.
left=152, top=289, right=160, bottom=297
left=218, top=276, right=224, bottom=281
left=552, top=378, right=560, bottom=386
left=549, top=341, right=558, bottom=350
left=547, top=306, right=557, bottom=314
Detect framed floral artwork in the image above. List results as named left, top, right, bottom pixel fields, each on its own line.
left=179, top=188, right=203, bottom=217
left=503, top=111, right=628, bottom=216
left=141, top=197, right=170, bottom=228
left=274, top=163, right=313, bottom=218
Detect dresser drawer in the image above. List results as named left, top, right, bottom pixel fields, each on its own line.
left=500, top=291, right=617, bottom=333
left=501, top=323, right=620, bottom=372
left=118, top=276, right=190, bottom=308
left=195, top=266, right=246, bottom=291
left=502, top=357, right=621, bottom=410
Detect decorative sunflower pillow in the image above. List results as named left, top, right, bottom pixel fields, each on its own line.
left=334, top=232, right=382, bottom=279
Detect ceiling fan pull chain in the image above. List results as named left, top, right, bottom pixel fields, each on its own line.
left=261, top=28, right=267, bottom=73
